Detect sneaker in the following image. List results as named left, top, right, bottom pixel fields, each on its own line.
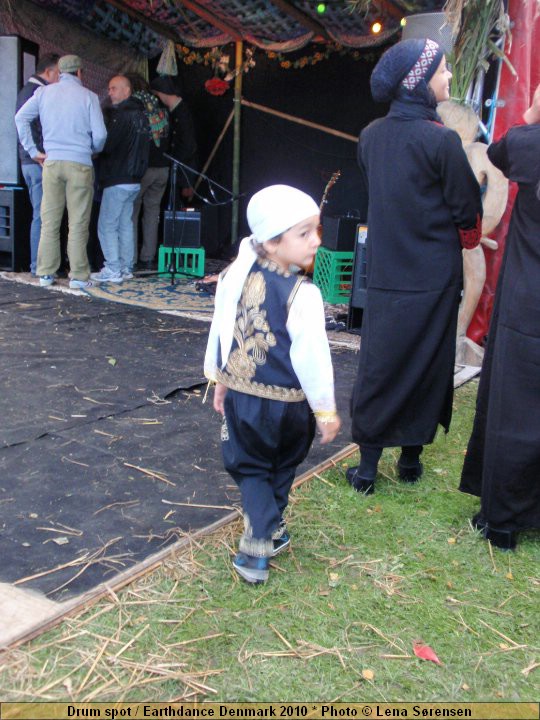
left=90, top=268, right=123, bottom=284
left=69, top=279, right=94, bottom=290
left=233, top=552, right=270, bottom=584
left=121, top=270, right=134, bottom=280
left=272, top=532, right=291, bottom=557
left=39, top=275, right=55, bottom=287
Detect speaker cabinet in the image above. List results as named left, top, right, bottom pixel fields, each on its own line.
left=0, top=35, right=39, bottom=185
left=163, top=210, right=201, bottom=248
left=321, top=215, right=359, bottom=253
left=0, top=188, right=31, bottom=272
left=347, top=225, right=368, bottom=334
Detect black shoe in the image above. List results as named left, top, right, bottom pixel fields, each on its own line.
left=136, top=260, right=157, bottom=271
left=272, top=532, right=291, bottom=556
left=472, top=513, right=517, bottom=550
left=346, top=466, right=375, bottom=495
left=397, top=460, right=423, bottom=483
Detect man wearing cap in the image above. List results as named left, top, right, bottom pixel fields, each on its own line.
left=132, top=75, right=198, bottom=270
left=15, top=53, right=60, bottom=276
left=15, top=54, right=107, bottom=289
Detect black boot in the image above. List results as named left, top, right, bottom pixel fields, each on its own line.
left=345, top=446, right=382, bottom=495
left=397, top=445, right=423, bottom=483
left=346, top=466, right=375, bottom=495
left=472, top=513, right=517, bottom=550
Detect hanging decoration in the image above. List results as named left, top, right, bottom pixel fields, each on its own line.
left=156, top=39, right=178, bottom=76
left=203, top=47, right=256, bottom=95
left=175, top=42, right=379, bottom=73
left=266, top=44, right=378, bottom=69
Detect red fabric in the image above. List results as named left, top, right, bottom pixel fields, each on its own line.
left=458, top=213, right=482, bottom=249
left=467, top=0, right=540, bottom=344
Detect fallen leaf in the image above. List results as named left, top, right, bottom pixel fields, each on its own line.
left=328, top=572, right=339, bottom=587
left=362, top=669, right=375, bottom=680
left=51, top=536, right=69, bottom=545
left=461, top=683, right=470, bottom=691
left=447, top=537, right=457, bottom=545
left=413, top=642, right=442, bottom=665
left=506, top=571, right=514, bottom=580
left=108, top=357, right=117, bottom=366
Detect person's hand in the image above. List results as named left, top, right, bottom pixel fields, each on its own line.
left=316, top=415, right=341, bottom=444
left=523, top=83, right=540, bottom=125
left=181, top=187, right=194, bottom=201
left=213, top=382, right=227, bottom=415
left=33, top=152, right=47, bottom=166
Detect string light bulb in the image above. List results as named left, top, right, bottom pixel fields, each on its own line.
left=371, top=21, right=382, bottom=34
left=400, top=17, right=407, bottom=27
left=316, top=2, right=326, bottom=13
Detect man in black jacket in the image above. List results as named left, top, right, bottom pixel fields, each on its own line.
left=91, top=75, right=149, bottom=283
left=15, top=53, right=59, bottom=275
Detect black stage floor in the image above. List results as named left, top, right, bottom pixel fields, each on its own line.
left=0, top=278, right=357, bottom=601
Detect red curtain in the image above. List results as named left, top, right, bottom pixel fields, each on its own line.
left=467, top=0, right=540, bottom=344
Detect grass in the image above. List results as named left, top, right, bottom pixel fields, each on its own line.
left=1, top=381, right=539, bottom=702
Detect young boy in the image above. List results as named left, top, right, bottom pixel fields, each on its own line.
left=204, top=185, right=341, bottom=584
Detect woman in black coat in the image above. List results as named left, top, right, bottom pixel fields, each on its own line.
left=459, top=85, right=540, bottom=549
left=348, top=39, right=483, bottom=494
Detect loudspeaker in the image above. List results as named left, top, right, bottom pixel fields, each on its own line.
left=401, top=12, right=454, bottom=56
left=347, top=225, right=368, bottom=334
left=163, top=210, right=201, bottom=248
left=0, top=36, right=39, bottom=185
left=0, top=188, right=31, bottom=272
left=321, top=215, right=359, bottom=252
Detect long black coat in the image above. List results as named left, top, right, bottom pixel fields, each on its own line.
left=460, top=124, right=540, bottom=532
left=351, top=107, right=482, bottom=448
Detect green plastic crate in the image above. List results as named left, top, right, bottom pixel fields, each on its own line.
left=158, top=246, right=205, bottom=278
left=313, top=247, right=354, bottom=304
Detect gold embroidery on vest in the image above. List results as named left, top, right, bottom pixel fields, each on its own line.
left=225, top=271, right=276, bottom=380
left=219, top=268, right=306, bottom=402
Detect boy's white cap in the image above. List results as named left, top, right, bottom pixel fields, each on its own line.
left=247, top=184, right=320, bottom=243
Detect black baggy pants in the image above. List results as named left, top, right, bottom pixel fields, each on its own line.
left=222, top=390, right=316, bottom=557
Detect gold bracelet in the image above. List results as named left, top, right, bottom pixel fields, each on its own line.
left=314, top=411, right=338, bottom=424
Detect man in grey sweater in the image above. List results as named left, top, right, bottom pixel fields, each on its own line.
left=15, top=54, right=107, bottom=289
left=15, top=53, right=59, bottom=276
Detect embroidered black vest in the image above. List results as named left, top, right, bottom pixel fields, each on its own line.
left=216, top=259, right=306, bottom=402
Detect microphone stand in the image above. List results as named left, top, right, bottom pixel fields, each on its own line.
left=160, top=154, right=239, bottom=287
left=165, top=158, right=180, bottom=286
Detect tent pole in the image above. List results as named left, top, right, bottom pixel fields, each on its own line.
left=231, top=40, right=243, bottom=247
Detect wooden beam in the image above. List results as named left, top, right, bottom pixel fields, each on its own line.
left=181, top=0, right=242, bottom=40
left=271, top=0, right=331, bottom=41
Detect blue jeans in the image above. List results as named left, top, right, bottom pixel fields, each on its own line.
left=21, top=162, right=43, bottom=274
left=98, top=185, right=140, bottom=275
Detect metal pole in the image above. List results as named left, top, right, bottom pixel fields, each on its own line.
left=231, top=39, right=243, bottom=247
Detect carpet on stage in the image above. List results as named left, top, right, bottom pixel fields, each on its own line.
left=0, top=278, right=358, bottom=603
left=84, top=275, right=215, bottom=317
